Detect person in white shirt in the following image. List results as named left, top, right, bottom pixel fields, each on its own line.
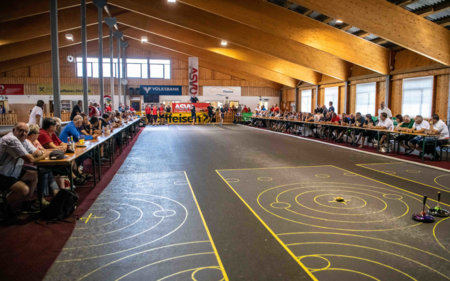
left=427, top=114, right=449, bottom=160
left=406, top=115, right=430, bottom=155
left=29, top=100, right=44, bottom=127
left=374, top=112, right=393, bottom=147
left=378, top=102, right=392, bottom=118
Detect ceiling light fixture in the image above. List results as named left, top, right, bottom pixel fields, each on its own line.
left=221, top=40, right=228, bottom=46
left=141, top=36, right=148, bottom=43
left=168, top=0, right=176, bottom=2
left=66, top=34, right=74, bottom=41
left=336, top=20, right=343, bottom=24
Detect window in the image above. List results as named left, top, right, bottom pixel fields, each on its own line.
left=76, top=57, right=121, bottom=78
left=301, top=90, right=312, bottom=113
left=150, top=59, right=171, bottom=79
left=126, top=59, right=148, bottom=78
left=324, top=87, right=339, bottom=113
left=402, top=76, right=433, bottom=118
left=356, top=83, right=376, bottom=115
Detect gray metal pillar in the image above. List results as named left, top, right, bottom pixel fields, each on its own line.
left=105, top=18, right=116, bottom=111
left=315, top=85, right=319, bottom=109
left=113, top=31, right=123, bottom=109
left=50, top=0, right=61, bottom=118
left=385, top=75, right=390, bottom=107
left=120, top=41, right=128, bottom=106
left=344, top=81, right=348, bottom=113
left=93, top=0, right=107, bottom=114
left=81, top=0, right=89, bottom=114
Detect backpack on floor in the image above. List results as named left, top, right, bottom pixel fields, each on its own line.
left=41, top=189, right=78, bottom=222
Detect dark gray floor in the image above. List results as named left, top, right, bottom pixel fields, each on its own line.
left=46, top=124, right=450, bottom=280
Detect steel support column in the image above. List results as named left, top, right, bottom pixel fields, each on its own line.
left=315, top=85, right=319, bottom=109
left=385, top=75, right=391, bottom=107
left=105, top=17, right=116, bottom=111
left=93, top=0, right=107, bottom=114
left=344, top=81, right=348, bottom=113
left=113, top=31, right=123, bottom=109
left=49, top=0, right=61, bottom=118
left=120, top=41, right=128, bottom=106
left=81, top=0, right=89, bottom=114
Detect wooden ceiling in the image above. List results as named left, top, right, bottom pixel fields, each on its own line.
left=0, top=0, right=449, bottom=87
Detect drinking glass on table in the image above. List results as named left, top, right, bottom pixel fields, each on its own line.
left=79, top=135, right=85, bottom=145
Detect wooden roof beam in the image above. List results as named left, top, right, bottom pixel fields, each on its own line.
left=337, top=23, right=352, bottom=31
left=115, top=12, right=321, bottom=84
left=290, top=0, right=450, bottom=65
left=353, top=30, right=371, bottom=38
left=109, top=0, right=352, bottom=80
left=393, top=0, right=420, bottom=8
left=121, top=29, right=299, bottom=87
left=303, top=9, right=314, bottom=16
left=412, top=1, right=450, bottom=18
left=0, top=4, right=100, bottom=46
left=0, top=24, right=111, bottom=62
left=371, top=38, right=389, bottom=45
left=169, top=0, right=388, bottom=75
left=0, top=0, right=87, bottom=23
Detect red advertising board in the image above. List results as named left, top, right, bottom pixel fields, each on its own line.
left=0, top=84, right=24, bottom=95
left=173, top=103, right=209, bottom=113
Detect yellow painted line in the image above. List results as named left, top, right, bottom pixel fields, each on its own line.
left=335, top=165, right=450, bottom=207
left=184, top=172, right=229, bottom=281
left=314, top=268, right=380, bottom=280
left=156, top=266, right=223, bottom=281
left=216, top=170, right=318, bottom=281
left=217, top=165, right=333, bottom=171
left=433, top=217, right=450, bottom=254
left=82, top=213, right=92, bottom=224
left=357, top=164, right=450, bottom=193
left=357, top=162, right=404, bottom=166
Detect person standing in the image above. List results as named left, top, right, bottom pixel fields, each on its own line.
left=145, top=104, right=151, bottom=125
left=378, top=102, right=392, bottom=118
left=220, top=106, right=226, bottom=125
left=159, top=103, right=165, bottom=125
left=152, top=105, right=158, bottom=126
left=105, top=103, right=111, bottom=113
left=29, top=100, right=44, bottom=127
left=70, top=100, right=82, bottom=120
left=191, top=103, right=196, bottom=125
left=207, top=103, right=214, bottom=123
left=0, top=104, right=5, bottom=114
left=328, top=101, right=335, bottom=113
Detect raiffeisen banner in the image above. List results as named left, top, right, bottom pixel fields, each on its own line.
left=173, top=103, right=209, bottom=113
left=188, top=57, right=199, bottom=98
left=165, top=112, right=209, bottom=124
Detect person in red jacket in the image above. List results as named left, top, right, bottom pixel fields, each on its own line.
left=243, top=105, right=248, bottom=113
left=145, top=104, right=151, bottom=125
left=152, top=105, right=158, bottom=126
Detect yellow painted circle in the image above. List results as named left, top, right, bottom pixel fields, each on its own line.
left=383, top=194, right=403, bottom=200
left=298, top=255, right=331, bottom=271
left=315, top=174, right=330, bottom=178
left=313, top=194, right=367, bottom=210
left=406, top=170, right=421, bottom=174
left=257, top=177, right=273, bottom=181
left=270, top=202, right=291, bottom=209
left=191, top=266, right=223, bottom=281
left=433, top=217, right=450, bottom=254
left=434, top=175, right=450, bottom=189
left=225, top=178, right=240, bottom=183
left=76, top=209, right=121, bottom=230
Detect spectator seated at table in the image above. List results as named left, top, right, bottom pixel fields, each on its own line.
left=38, top=118, right=91, bottom=186
left=406, top=115, right=430, bottom=156
left=425, top=114, right=449, bottom=161
left=356, top=114, right=377, bottom=148
left=334, top=113, right=350, bottom=143
left=0, top=123, right=49, bottom=219
left=80, top=113, right=93, bottom=136
left=350, top=112, right=366, bottom=146
left=392, top=115, right=415, bottom=153
left=60, top=115, right=95, bottom=143
left=26, top=124, right=66, bottom=201
left=373, top=112, right=394, bottom=148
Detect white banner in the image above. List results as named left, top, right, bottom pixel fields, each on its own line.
left=188, top=57, right=199, bottom=97
left=203, top=86, right=241, bottom=97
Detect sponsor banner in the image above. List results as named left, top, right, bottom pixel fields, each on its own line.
left=37, top=84, right=94, bottom=95
left=165, top=112, right=209, bottom=124
left=188, top=57, right=199, bottom=97
left=104, top=95, right=111, bottom=105
left=173, top=103, right=209, bottom=113
left=0, top=84, right=24, bottom=95
left=203, top=86, right=241, bottom=97
left=139, top=85, right=182, bottom=95
left=242, top=112, right=253, bottom=122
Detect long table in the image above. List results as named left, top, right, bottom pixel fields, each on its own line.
left=251, top=116, right=441, bottom=161
left=35, top=118, right=140, bottom=210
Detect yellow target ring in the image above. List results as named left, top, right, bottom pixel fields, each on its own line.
left=298, top=255, right=331, bottom=272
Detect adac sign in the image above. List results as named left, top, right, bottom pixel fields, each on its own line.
left=139, top=85, right=182, bottom=95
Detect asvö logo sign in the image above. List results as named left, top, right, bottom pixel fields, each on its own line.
left=203, top=87, right=241, bottom=97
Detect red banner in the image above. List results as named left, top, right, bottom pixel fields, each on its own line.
left=0, top=84, right=24, bottom=95
left=173, top=103, right=209, bottom=113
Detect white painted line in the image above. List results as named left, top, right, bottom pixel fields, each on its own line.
left=237, top=124, right=450, bottom=174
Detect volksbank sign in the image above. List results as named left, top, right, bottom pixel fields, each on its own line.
left=139, top=85, right=182, bottom=96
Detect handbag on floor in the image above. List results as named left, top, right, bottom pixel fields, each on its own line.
left=40, top=189, right=78, bottom=222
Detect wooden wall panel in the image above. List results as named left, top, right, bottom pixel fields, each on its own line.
left=318, top=88, right=325, bottom=106
left=394, top=49, right=441, bottom=71
left=351, top=64, right=377, bottom=77
left=349, top=85, right=356, bottom=114
left=9, top=104, right=35, bottom=123
left=390, top=79, right=403, bottom=117
left=376, top=81, right=386, bottom=115
left=213, top=72, right=232, bottom=80
left=286, top=89, right=295, bottom=101
left=435, top=75, right=449, bottom=121
left=6, top=67, right=29, bottom=77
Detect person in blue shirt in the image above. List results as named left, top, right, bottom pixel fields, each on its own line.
left=60, top=115, right=95, bottom=143
left=118, top=103, right=124, bottom=113
left=328, top=101, right=335, bottom=113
